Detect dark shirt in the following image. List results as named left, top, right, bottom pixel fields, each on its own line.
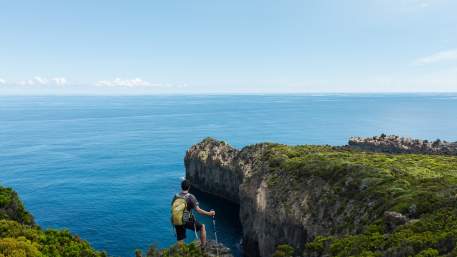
left=172, top=191, right=199, bottom=211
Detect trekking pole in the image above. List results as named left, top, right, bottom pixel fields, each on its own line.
left=211, top=209, right=219, bottom=257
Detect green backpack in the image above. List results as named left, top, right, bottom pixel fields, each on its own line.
left=171, top=194, right=191, bottom=226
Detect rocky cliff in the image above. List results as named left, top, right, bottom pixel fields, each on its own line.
left=349, top=134, right=457, bottom=155
left=185, top=138, right=267, bottom=203
left=185, top=137, right=457, bottom=257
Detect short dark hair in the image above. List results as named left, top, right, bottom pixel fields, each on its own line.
left=181, top=179, right=191, bottom=191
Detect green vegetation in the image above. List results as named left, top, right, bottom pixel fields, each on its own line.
left=0, top=187, right=34, bottom=225
left=272, top=244, right=295, bottom=257
left=135, top=243, right=207, bottom=257
left=0, top=185, right=107, bottom=257
left=265, top=145, right=457, bottom=256
left=304, top=208, right=457, bottom=256
left=267, top=145, right=457, bottom=216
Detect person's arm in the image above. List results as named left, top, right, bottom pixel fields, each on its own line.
left=189, top=194, right=215, bottom=216
left=195, top=206, right=215, bottom=217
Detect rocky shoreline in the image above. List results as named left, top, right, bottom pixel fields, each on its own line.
left=348, top=134, right=457, bottom=155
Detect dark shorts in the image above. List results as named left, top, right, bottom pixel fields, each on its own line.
left=175, top=219, right=203, bottom=241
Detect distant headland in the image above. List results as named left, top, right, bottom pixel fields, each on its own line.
left=349, top=134, right=457, bottom=155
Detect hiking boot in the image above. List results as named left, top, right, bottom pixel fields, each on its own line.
left=200, top=242, right=207, bottom=253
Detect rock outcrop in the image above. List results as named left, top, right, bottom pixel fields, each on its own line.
left=348, top=134, right=457, bottom=155
left=205, top=240, right=234, bottom=257
left=185, top=137, right=267, bottom=203
left=185, top=137, right=457, bottom=257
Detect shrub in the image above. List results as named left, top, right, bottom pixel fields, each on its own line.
left=273, top=244, right=295, bottom=257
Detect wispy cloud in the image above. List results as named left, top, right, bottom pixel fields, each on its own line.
left=96, top=78, right=152, bottom=87
left=95, top=78, right=188, bottom=89
left=0, top=78, right=6, bottom=85
left=415, top=48, right=457, bottom=65
left=16, top=76, right=68, bottom=86
left=34, top=76, right=48, bottom=85
left=52, top=77, right=67, bottom=85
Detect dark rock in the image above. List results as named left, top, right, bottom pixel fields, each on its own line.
left=384, top=211, right=408, bottom=231
left=204, top=240, right=234, bottom=257
left=185, top=137, right=244, bottom=203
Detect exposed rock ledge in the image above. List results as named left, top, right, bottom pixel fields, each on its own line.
left=185, top=138, right=267, bottom=203
left=185, top=137, right=457, bottom=257
left=349, top=134, right=457, bottom=155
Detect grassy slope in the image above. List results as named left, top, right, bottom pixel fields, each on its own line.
left=265, top=145, right=457, bottom=257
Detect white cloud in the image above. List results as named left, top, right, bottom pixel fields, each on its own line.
left=15, top=76, right=68, bottom=86
left=96, top=78, right=159, bottom=88
left=415, top=49, right=457, bottom=65
left=34, top=76, right=48, bottom=85
left=0, top=78, right=6, bottom=85
left=17, top=79, right=36, bottom=86
left=52, top=77, right=67, bottom=86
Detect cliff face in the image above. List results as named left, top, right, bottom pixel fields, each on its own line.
left=185, top=139, right=329, bottom=256
left=184, top=137, right=264, bottom=203
left=185, top=138, right=457, bottom=257
left=185, top=138, right=274, bottom=256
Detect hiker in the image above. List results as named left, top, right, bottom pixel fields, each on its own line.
left=171, top=179, right=216, bottom=248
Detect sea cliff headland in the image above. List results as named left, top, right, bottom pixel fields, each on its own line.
left=185, top=135, right=457, bottom=257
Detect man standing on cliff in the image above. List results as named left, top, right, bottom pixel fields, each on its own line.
left=171, top=179, right=215, bottom=249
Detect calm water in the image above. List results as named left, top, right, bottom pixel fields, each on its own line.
left=0, top=94, right=456, bottom=257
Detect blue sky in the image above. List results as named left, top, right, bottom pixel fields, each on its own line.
left=0, top=0, right=456, bottom=94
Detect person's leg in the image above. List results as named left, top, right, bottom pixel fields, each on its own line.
left=175, top=225, right=186, bottom=244
left=186, top=219, right=205, bottom=247
left=200, top=224, right=206, bottom=246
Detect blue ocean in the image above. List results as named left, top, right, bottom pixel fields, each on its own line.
left=1, top=94, right=457, bottom=257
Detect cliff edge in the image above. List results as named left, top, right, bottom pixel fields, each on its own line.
left=185, top=137, right=457, bottom=257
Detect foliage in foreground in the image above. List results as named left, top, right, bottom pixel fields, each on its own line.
left=0, top=187, right=34, bottom=226
left=0, top=185, right=107, bottom=257
left=135, top=243, right=207, bottom=257
left=0, top=219, right=107, bottom=257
